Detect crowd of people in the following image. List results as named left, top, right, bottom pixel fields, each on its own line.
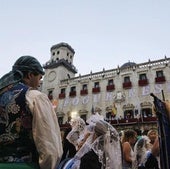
left=59, top=116, right=160, bottom=169
left=0, top=55, right=166, bottom=169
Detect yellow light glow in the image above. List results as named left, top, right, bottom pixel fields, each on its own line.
left=71, top=111, right=78, bottom=119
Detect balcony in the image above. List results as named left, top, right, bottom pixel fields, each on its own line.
left=138, top=79, right=148, bottom=86
left=155, top=76, right=166, bottom=83
left=69, top=91, right=76, bottom=97
left=59, top=93, right=66, bottom=99
left=48, top=95, right=53, bottom=100
left=80, top=89, right=88, bottom=95
left=142, top=116, right=157, bottom=122
left=106, top=84, right=115, bottom=91
left=123, top=81, right=132, bottom=89
left=92, top=87, right=100, bottom=93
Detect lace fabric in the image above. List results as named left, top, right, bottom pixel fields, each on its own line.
left=132, top=136, right=151, bottom=169
left=92, top=121, right=122, bottom=169
left=66, top=117, right=86, bottom=149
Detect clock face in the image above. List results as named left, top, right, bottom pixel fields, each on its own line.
left=48, top=71, right=56, bottom=82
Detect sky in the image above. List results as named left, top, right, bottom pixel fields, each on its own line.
left=0, top=0, right=170, bottom=78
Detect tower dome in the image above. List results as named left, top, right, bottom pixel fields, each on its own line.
left=120, top=61, right=136, bottom=69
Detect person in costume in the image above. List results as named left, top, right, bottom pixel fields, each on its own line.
left=132, top=136, right=159, bottom=169
left=0, top=56, right=63, bottom=169
left=80, top=120, right=122, bottom=169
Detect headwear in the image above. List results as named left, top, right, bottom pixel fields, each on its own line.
left=66, top=117, right=86, bottom=148
left=0, top=56, right=44, bottom=92
left=92, top=120, right=122, bottom=169
left=86, top=112, right=104, bottom=126
left=12, top=55, right=45, bottom=75
left=94, top=120, right=108, bottom=136
left=132, top=136, right=151, bottom=168
left=0, top=71, right=22, bottom=91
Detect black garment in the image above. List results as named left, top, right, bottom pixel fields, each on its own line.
left=144, top=153, right=159, bottom=169
left=80, top=150, right=102, bottom=169
left=138, top=153, right=159, bottom=169
left=60, top=127, right=76, bottom=162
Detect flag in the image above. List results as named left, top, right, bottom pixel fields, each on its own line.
left=150, top=93, right=170, bottom=169
left=111, top=103, right=117, bottom=117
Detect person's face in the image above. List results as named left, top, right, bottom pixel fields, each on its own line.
left=26, top=72, right=42, bottom=88
left=129, top=134, right=137, bottom=145
left=148, top=131, right=157, bottom=141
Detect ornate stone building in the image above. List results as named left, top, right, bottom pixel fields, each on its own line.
left=41, top=42, right=170, bottom=131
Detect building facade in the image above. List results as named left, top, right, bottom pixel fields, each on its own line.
left=41, top=42, right=170, bottom=132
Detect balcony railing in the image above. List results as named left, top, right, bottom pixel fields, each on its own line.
left=106, top=84, right=115, bottom=91
left=69, top=91, right=76, bottom=97
left=48, top=95, right=53, bottom=100
left=107, top=117, right=157, bottom=126
left=138, top=79, right=148, bottom=86
left=59, top=93, right=66, bottom=99
left=123, top=81, right=132, bottom=89
left=142, top=116, right=157, bottom=122
left=155, top=76, right=166, bottom=83
left=80, top=89, right=88, bottom=95
left=92, top=87, right=100, bottom=93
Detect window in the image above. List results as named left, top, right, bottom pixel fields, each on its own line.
left=57, top=51, right=60, bottom=55
left=123, top=76, right=132, bottom=89
left=142, top=108, right=152, bottom=118
left=71, top=86, right=76, bottom=92
left=70, top=86, right=76, bottom=97
left=61, top=88, right=65, bottom=94
left=156, top=70, right=163, bottom=77
left=139, top=73, right=147, bottom=80
left=81, top=84, right=88, bottom=95
left=94, top=82, right=99, bottom=88
left=124, top=110, right=134, bottom=119
left=52, top=52, right=55, bottom=56
left=48, top=90, right=53, bottom=100
left=155, top=70, right=165, bottom=83
left=107, top=79, right=115, bottom=91
left=108, top=79, right=113, bottom=85
left=124, top=76, right=130, bottom=83
left=92, top=82, right=100, bottom=93
left=82, top=84, right=87, bottom=90
left=59, top=88, right=66, bottom=99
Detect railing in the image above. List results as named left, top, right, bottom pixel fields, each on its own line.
left=92, top=87, right=100, bottom=93
left=123, top=82, right=132, bottom=89
left=59, top=93, right=66, bottom=99
left=138, top=79, right=148, bottom=86
left=106, top=84, right=115, bottom=91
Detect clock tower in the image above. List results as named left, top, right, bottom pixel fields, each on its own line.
left=42, top=42, right=77, bottom=99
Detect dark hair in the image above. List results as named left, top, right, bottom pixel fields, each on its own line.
left=122, top=129, right=137, bottom=143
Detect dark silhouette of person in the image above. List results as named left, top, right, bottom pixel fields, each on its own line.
left=60, top=125, right=76, bottom=162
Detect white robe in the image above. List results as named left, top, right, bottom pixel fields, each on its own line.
left=26, top=89, right=63, bottom=169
